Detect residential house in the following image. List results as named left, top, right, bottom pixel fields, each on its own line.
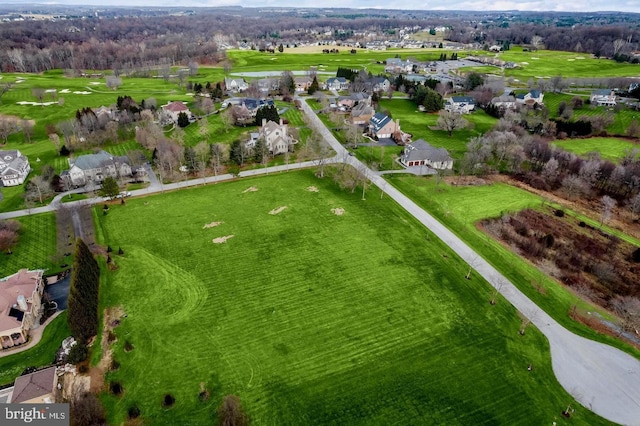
left=0, top=150, right=30, bottom=187
left=161, top=101, right=191, bottom=123
left=400, top=139, right=453, bottom=170
left=445, top=96, right=476, bottom=114
left=337, top=93, right=371, bottom=110
left=385, top=58, right=413, bottom=74
left=515, top=90, right=544, bottom=107
left=372, top=77, right=391, bottom=92
left=239, top=98, right=275, bottom=116
left=369, top=112, right=401, bottom=139
left=66, top=150, right=133, bottom=187
left=0, top=269, right=44, bottom=350
left=257, top=78, right=280, bottom=94
left=490, top=95, right=517, bottom=110
left=224, top=77, right=249, bottom=93
left=350, top=103, right=375, bottom=125
left=294, top=76, right=313, bottom=92
left=248, top=119, right=297, bottom=155
left=325, top=77, right=349, bottom=91
left=590, top=89, right=617, bottom=107
left=10, top=367, right=58, bottom=403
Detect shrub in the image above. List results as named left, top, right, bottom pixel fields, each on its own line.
left=632, top=247, right=640, bottom=263
left=554, top=209, right=565, bottom=217
left=162, top=394, right=175, bottom=408
left=128, top=405, right=141, bottom=419
left=110, top=381, right=123, bottom=395
left=67, top=342, right=89, bottom=364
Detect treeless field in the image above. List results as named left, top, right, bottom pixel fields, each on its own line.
left=97, top=170, right=607, bottom=425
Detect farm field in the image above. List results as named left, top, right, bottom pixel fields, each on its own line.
left=0, top=312, right=70, bottom=387
left=553, top=137, right=640, bottom=162
left=386, top=175, right=640, bottom=357
left=97, top=170, right=606, bottom=425
left=0, top=213, right=62, bottom=276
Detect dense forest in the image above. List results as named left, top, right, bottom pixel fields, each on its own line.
left=0, top=6, right=639, bottom=72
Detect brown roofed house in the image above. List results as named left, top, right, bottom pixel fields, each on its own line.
left=0, top=269, right=45, bottom=350
left=11, top=367, right=57, bottom=403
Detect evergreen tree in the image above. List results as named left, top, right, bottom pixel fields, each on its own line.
left=184, top=147, right=197, bottom=172
left=177, top=111, right=190, bottom=128
left=67, top=238, right=100, bottom=344
left=423, top=88, right=444, bottom=112
left=254, top=105, right=279, bottom=126
left=99, top=177, right=120, bottom=199
left=308, top=76, right=319, bottom=95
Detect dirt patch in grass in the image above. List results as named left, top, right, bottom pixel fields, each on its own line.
left=242, top=186, right=259, bottom=193
left=203, top=221, right=223, bottom=229
left=213, top=235, right=234, bottom=244
left=306, top=186, right=320, bottom=192
left=269, top=206, right=287, bottom=215
left=446, top=176, right=491, bottom=186
left=331, top=208, right=345, bottom=216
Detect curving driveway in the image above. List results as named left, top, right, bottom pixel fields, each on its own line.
left=298, top=96, right=640, bottom=425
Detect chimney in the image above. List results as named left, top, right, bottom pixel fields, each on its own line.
left=262, top=118, right=267, bottom=127
left=279, top=119, right=283, bottom=126
left=17, top=294, right=28, bottom=311
left=396, top=119, right=400, bottom=131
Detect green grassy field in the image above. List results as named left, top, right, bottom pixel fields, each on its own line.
left=386, top=175, right=640, bottom=357
left=553, top=137, right=640, bottom=162
left=0, top=213, right=62, bottom=276
left=97, top=170, right=607, bottom=425
left=378, top=99, right=498, bottom=159
left=460, top=47, right=640, bottom=81
left=0, top=312, right=70, bottom=387
left=543, top=93, right=640, bottom=136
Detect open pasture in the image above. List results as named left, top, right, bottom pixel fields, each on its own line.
left=97, top=170, right=606, bottom=425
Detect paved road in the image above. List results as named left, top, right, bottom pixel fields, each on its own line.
left=298, top=96, right=640, bottom=425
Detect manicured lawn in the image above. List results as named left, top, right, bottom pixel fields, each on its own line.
left=97, top=170, right=606, bottom=425
left=386, top=175, right=640, bottom=359
left=0, top=213, right=61, bottom=276
left=0, top=312, right=70, bottom=387
left=378, top=99, right=498, bottom=159
left=543, top=93, right=640, bottom=136
left=461, top=48, right=640, bottom=81
left=553, top=137, right=640, bottom=162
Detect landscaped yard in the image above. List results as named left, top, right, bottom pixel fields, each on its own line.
left=97, top=170, right=607, bottom=425
left=0, top=312, right=70, bottom=387
left=553, top=137, right=640, bottom=162
left=0, top=213, right=62, bottom=276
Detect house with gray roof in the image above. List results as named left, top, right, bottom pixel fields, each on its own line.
left=445, top=96, right=475, bottom=114
left=224, top=77, right=249, bottom=93
left=324, top=77, right=349, bottom=91
left=400, top=139, right=453, bottom=170
left=515, top=90, right=544, bottom=107
left=491, top=95, right=517, bottom=110
left=369, top=112, right=401, bottom=139
left=590, top=89, right=617, bottom=107
left=66, top=150, right=133, bottom=187
left=0, top=150, right=30, bottom=187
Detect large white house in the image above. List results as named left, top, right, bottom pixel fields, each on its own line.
left=590, top=89, right=617, bottom=107
left=0, top=150, right=31, bottom=187
left=247, top=119, right=297, bottom=155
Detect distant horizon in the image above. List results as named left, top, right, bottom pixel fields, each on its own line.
left=0, top=1, right=638, bottom=14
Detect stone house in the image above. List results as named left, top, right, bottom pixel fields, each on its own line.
left=65, top=150, right=133, bottom=187
left=0, top=269, right=44, bottom=350
left=400, top=139, right=453, bottom=170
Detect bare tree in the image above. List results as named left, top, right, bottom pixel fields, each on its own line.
left=344, top=122, right=363, bottom=147
left=0, top=83, right=11, bottom=104
left=221, top=108, right=235, bottom=133
left=530, top=35, right=543, bottom=50
left=0, top=117, right=18, bottom=144
left=194, top=141, right=210, bottom=184
left=600, top=195, right=616, bottom=226
left=188, top=61, right=199, bottom=76
left=436, top=110, right=469, bottom=137
left=613, top=38, right=627, bottom=56
left=626, top=193, right=640, bottom=221
left=489, top=274, right=506, bottom=305
left=31, top=87, right=45, bottom=103
left=210, top=143, right=226, bottom=181
left=610, top=295, right=640, bottom=335
left=105, top=75, right=123, bottom=90
left=0, top=220, right=21, bottom=254
left=307, top=133, right=333, bottom=178
left=25, top=175, right=53, bottom=204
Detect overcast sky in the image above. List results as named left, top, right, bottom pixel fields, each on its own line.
left=8, top=1, right=640, bottom=13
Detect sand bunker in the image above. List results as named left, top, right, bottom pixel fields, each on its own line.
left=306, top=186, right=319, bottom=192
left=45, top=89, right=57, bottom=93
left=203, top=221, right=223, bottom=229
left=89, top=82, right=101, bottom=85
left=16, top=101, right=56, bottom=106
left=59, top=89, right=70, bottom=93
left=73, top=91, right=91, bottom=95
left=269, top=206, right=287, bottom=215
left=243, top=186, right=259, bottom=193
left=331, top=208, right=345, bottom=216
left=213, top=235, right=234, bottom=244
left=576, top=56, right=586, bottom=59
left=567, top=59, right=575, bottom=61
